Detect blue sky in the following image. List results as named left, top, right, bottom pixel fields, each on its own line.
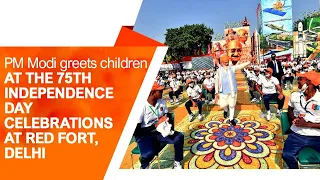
left=134, top=0, right=320, bottom=43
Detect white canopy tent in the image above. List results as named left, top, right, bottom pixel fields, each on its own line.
left=159, top=63, right=181, bottom=71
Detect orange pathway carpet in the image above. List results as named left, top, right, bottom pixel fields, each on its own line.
left=121, top=71, right=295, bottom=169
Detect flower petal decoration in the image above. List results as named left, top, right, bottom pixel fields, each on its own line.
left=185, top=113, right=282, bottom=169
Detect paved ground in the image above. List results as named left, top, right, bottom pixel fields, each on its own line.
left=120, top=71, right=296, bottom=169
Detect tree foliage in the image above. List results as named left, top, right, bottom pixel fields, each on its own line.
left=164, top=24, right=213, bottom=61
left=260, top=35, right=269, bottom=50
left=293, top=9, right=320, bottom=31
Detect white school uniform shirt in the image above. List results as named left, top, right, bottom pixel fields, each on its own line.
left=251, top=73, right=264, bottom=83
left=284, top=68, right=292, bottom=77
left=139, top=99, right=168, bottom=128
left=257, top=76, right=279, bottom=94
left=187, top=85, right=202, bottom=99
left=156, top=78, right=164, bottom=86
left=247, top=71, right=255, bottom=81
left=197, top=75, right=202, bottom=81
left=170, top=79, right=181, bottom=92
left=297, top=64, right=302, bottom=70
left=244, top=68, right=253, bottom=79
left=309, top=66, right=315, bottom=71
left=203, top=77, right=215, bottom=89
left=288, top=91, right=320, bottom=136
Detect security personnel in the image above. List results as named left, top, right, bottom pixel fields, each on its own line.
left=134, top=82, right=184, bottom=169
left=267, top=53, right=284, bottom=85
left=282, top=71, right=320, bottom=169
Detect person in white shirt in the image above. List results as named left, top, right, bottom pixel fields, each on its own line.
left=282, top=71, right=320, bottom=169
left=267, top=53, right=284, bottom=86
left=134, top=82, right=184, bottom=169
left=176, top=72, right=182, bottom=81
left=164, top=71, right=169, bottom=79
left=292, top=62, right=298, bottom=77
left=190, top=73, right=195, bottom=80
left=244, top=66, right=256, bottom=101
left=197, top=74, right=203, bottom=85
left=256, top=68, right=285, bottom=121
left=156, top=75, right=165, bottom=86
left=169, top=74, right=182, bottom=104
left=309, top=65, right=315, bottom=71
left=185, top=79, right=203, bottom=121
left=203, top=73, right=215, bottom=104
left=249, top=66, right=264, bottom=102
left=215, top=54, right=251, bottom=126
left=302, top=64, right=309, bottom=72
left=283, top=64, right=293, bottom=90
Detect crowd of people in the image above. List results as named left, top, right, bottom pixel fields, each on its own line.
left=134, top=53, right=320, bottom=169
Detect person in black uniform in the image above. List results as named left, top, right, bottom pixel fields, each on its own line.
left=267, top=53, right=284, bottom=86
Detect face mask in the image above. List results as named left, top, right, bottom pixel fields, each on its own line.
left=299, top=84, right=308, bottom=92
left=189, top=83, right=194, bottom=87
left=265, top=74, right=271, bottom=78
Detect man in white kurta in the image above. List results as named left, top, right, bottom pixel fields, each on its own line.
left=215, top=55, right=251, bottom=126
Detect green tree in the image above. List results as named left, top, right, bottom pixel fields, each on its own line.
left=164, top=24, right=213, bottom=61
left=260, top=35, right=269, bottom=50
left=293, top=9, right=320, bottom=31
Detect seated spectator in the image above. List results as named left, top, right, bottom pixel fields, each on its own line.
left=256, top=68, right=285, bottom=121
left=203, top=73, right=215, bottom=104
left=134, top=82, right=184, bottom=169
left=250, top=66, right=264, bottom=102
left=283, top=64, right=294, bottom=90
left=156, top=75, right=165, bottom=87
left=244, top=66, right=256, bottom=102
left=185, top=79, right=203, bottom=121
left=169, top=74, right=182, bottom=104
left=176, top=72, right=182, bottom=82
left=196, top=73, right=203, bottom=85
left=302, top=64, right=309, bottom=72
left=282, top=71, right=320, bottom=169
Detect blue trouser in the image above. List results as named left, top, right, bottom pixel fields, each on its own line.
left=263, top=93, right=285, bottom=111
left=136, top=131, right=184, bottom=169
left=169, top=88, right=182, bottom=100
left=206, top=88, right=215, bottom=100
left=282, top=132, right=320, bottom=169
left=283, top=77, right=294, bottom=86
left=185, top=99, right=202, bottom=115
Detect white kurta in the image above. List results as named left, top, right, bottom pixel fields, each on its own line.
left=215, top=61, right=251, bottom=107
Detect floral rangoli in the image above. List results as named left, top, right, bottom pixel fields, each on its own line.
left=183, top=113, right=283, bottom=169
